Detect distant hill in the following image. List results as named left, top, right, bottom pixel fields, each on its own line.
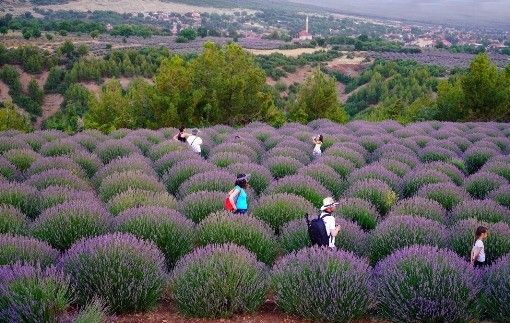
left=288, top=0, right=510, bottom=29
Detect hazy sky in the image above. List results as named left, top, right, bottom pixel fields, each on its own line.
left=288, top=0, right=510, bottom=28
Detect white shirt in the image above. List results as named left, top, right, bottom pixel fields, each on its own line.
left=473, top=239, right=485, bottom=262
left=187, top=135, right=202, bottom=153
left=321, top=212, right=336, bottom=249
left=313, top=143, right=322, bottom=155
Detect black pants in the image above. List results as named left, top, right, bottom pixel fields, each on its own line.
left=474, top=261, right=486, bottom=268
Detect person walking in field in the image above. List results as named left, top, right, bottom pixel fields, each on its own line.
left=313, top=134, right=323, bottom=158
left=471, top=226, right=488, bottom=268
left=173, top=126, right=189, bottom=143
left=187, top=128, right=203, bottom=155
left=226, top=174, right=250, bottom=215
left=306, top=197, right=341, bottom=249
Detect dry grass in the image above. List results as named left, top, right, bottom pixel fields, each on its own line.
left=247, top=47, right=327, bottom=57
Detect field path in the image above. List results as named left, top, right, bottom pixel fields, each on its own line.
left=35, top=94, right=64, bottom=129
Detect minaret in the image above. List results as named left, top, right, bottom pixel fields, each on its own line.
left=306, top=15, right=309, bottom=33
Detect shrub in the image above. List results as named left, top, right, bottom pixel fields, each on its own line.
left=59, top=233, right=166, bottom=313
left=420, top=161, right=466, bottom=186
left=178, top=191, right=225, bottom=223
left=417, top=183, right=470, bottom=211
left=279, top=217, right=367, bottom=256
left=324, top=146, right=366, bottom=168
left=147, top=139, right=187, bottom=161
left=39, top=186, right=97, bottom=211
left=154, top=150, right=201, bottom=175
left=376, top=158, right=411, bottom=177
left=0, top=205, right=29, bottom=235
left=210, top=142, right=259, bottom=163
left=227, top=162, right=272, bottom=195
left=349, top=164, right=402, bottom=193
left=263, top=156, right=303, bottom=179
left=0, top=157, right=20, bottom=181
left=107, top=188, right=177, bottom=216
left=171, top=244, right=268, bottom=318
left=265, top=175, right=332, bottom=208
left=0, top=182, right=40, bottom=219
left=272, top=247, right=372, bottom=322
left=31, top=200, right=110, bottom=250
left=40, top=139, right=83, bottom=157
left=73, top=299, right=108, bottom=323
left=3, top=148, right=40, bottom=172
left=95, top=139, right=141, bottom=164
left=318, top=155, right=356, bottom=178
left=375, top=150, right=420, bottom=168
left=298, top=163, right=345, bottom=198
left=73, top=132, right=103, bottom=152
left=26, top=156, right=87, bottom=179
left=483, top=253, right=510, bottom=321
left=449, top=218, right=510, bottom=264
left=265, top=147, right=311, bottom=165
left=368, top=215, right=448, bottom=263
left=481, top=160, right=510, bottom=181
left=98, top=171, right=165, bottom=202
left=451, top=200, right=510, bottom=224
left=345, top=179, right=398, bottom=215
left=358, top=135, right=385, bottom=153
left=178, top=170, right=235, bottom=198
left=489, top=184, right=510, bottom=208
left=372, top=143, right=417, bottom=163
left=0, top=263, right=72, bottom=323
left=390, top=197, right=447, bottom=223
left=419, top=145, right=457, bottom=163
left=402, top=169, right=451, bottom=197
left=196, top=212, right=278, bottom=264
left=251, top=193, right=315, bottom=233
left=0, top=137, right=30, bottom=154
left=113, top=206, right=194, bottom=268
left=209, top=152, right=251, bottom=168
left=463, top=146, right=501, bottom=174
left=464, top=172, right=506, bottom=199
left=162, top=159, right=215, bottom=194
left=71, top=151, right=103, bottom=178
left=0, top=234, right=59, bottom=267
left=92, top=154, right=155, bottom=187
left=373, top=245, right=480, bottom=322
left=335, top=197, right=380, bottom=230
left=26, top=169, right=92, bottom=191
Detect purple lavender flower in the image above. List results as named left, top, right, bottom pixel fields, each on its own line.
left=177, top=170, right=235, bottom=198
left=99, top=170, right=165, bottom=202
left=489, top=184, right=510, bottom=208
left=0, top=181, right=40, bottom=219
left=178, top=191, right=226, bottom=223
left=345, top=179, right=398, bottom=215
left=154, top=150, right=202, bottom=175
left=266, top=174, right=332, bottom=208
left=94, top=139, right=142, bottom=164
left=26, top=168, right=92, bottom=191
left=262, top=156, right=303, bottom=179
left=26, top=156, right=87, bottom=179
left=464, top=171, right=507, bottom=199
left=0, top=234, right=59, bottom=267
left=390, top=196, right=447, bottom=223
left=483, top=253, right=510, bottom=321
left=417, top=182, right=471, bottom=211
left=451, top=199, right=510, bottom=224
left=349, top=164, right=402, bottom=193
left=162, top=159, right=217, bottom=194
left=92, top=153, right=156, bottom=186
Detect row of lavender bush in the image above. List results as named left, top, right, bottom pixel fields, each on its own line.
left=0, top=120, right=509, bottom=321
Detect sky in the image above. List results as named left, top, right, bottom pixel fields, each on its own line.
left=287, top=0, right=510, bottom=28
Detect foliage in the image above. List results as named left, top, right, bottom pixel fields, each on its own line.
left=0, top=234, right=59, bottom=267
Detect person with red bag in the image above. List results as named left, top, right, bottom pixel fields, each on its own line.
left=225, top=174, right=250, bottom=214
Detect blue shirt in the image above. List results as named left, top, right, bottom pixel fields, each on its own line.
left=235, top=186, right=248, bottom=210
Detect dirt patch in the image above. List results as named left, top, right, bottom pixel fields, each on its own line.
left=327, top=54, right=371, bottom=77
left=12, top=66, right=49, bottom=92
left=247, top=48, right=327, bottom=57
left=0, top=80, right=12, bottom=103
left=266, top=66, right=313, bottom=87
left=35, top=93, right=64, bottom=129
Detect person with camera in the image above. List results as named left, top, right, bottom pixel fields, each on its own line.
left=312, top=134, right=323, bottom=158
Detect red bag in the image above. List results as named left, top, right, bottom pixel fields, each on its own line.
left=224, top=189, right=236, bottom=212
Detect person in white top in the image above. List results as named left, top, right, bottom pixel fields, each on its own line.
left=186, top=128, right=203, bottom=154
left=312, top=134, right=323, bottom=158
left=320, top=197, right=341, bottom=249
left=471, top=225, right=488, bottom=268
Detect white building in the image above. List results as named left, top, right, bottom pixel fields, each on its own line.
left=297, top=16, right=312, bottom=41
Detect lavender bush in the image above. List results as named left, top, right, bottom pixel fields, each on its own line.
left=0, top=234, right=59, bottom=267
left=0, top=263, right=72, bottom=322
left=113, top=206, right=194, bottom=268
left=272, top=247, right=372, bottom=322
left=148, top=140, right=189, bottom=161
left=0, top=157, right=20, bottom=181
left=449, top=218, right=510, bottom=264
left=481, top=160, right=510, bottom=181
left=3, top=148, right=40, bottom=172
left=420, top=161, right=466, bottom=186
left=417, top=183, right=471, bottom=211
left=402, top=169, right=452, bottom=197
left=92, top=154, right=155, bottom=187
left=464, top=171, right=507, bottom=199
left=0, top=205, right=28, bottom=235
left=71, top=151, right=103, bottom=178
left=209, top=152, right=252, bottom=168
left=59, top=233, right=166, bottom=313
left=31, top=200, right=110, bottom=250
left=298, top=163, right=346, bottom=198
left=95, top=139, right=141, bottom=164
left=26, top=169, right=92, bottom=191
left=227, top=162, right=272, bottom=195
left=0, top=136, right=30, bottom=154
left=483, top=253, right=510, bottom=321
left=178, top=191, right=225, bottom=223
left=0, top=182, right=40, bottom=219
left=266, top=175, right=332, bottom=208
left=98, top=170, right=165, bottom=202
left=26, top=156, right=87, bottom=180
left=177, top=170, right=235, bottom=198
left=419, top=146, right=457, bottom=163
left=335, top=197, right=380, bottom=230
left=489, top=184, right=510, bottom=208
left=324, top=146, right=366, bottom=168
left=368, top=215, right=448, bottom=263
left=154, top=150, right=201, bottom=176
left=251, top=193, right=315, bottom=233
left=40, top=139, right=84, bottom=157
left=349, top=164, right=402, bottom=193
left=107, top=188, right=177, bottom=216
left=463, top=146, right=501, bottom=174
left=210, top=143, right=259, bottom=163
left=263, top=156, right=303, bottom=179
left=345, top=179, right=398, bottom=215
left=196, top=212, right=279, bottom=264
left=171, top=244, right=268, bottom=318
left=376, top=158, right=411, bottom=177
left=390, top=197, right=447, bottom=223
left=451, top=200, right=510, bottom=224
left=39, top=186, right=97, bottom=211
left=265, top=146, right=311, bottom=165
left=373, top=245, right=480, bottom=322
left=162, top=159, right=215, bottom=194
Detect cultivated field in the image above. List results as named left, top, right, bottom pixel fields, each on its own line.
left=0, top=120, right=509, bottom=321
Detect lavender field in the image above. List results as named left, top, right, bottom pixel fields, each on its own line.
left=0, top=120, right=510, bottom=321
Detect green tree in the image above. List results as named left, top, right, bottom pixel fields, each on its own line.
left=290, top=68, right=348, bottom=123
left=436, top=78, right=466, bottom=121
left=179, top=28, right=197, bottom=41
left=28, top=79, right=44, bottom=106
left=0, top=101, right=31, bottom=132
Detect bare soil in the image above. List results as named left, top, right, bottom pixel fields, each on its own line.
left=0, top=80, right=11, bottom=102
left=13, top=66, right=49, bottom=92
left=247, top=48, right=327, bottom=57
left=35, top=93, right=64, bottom=129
